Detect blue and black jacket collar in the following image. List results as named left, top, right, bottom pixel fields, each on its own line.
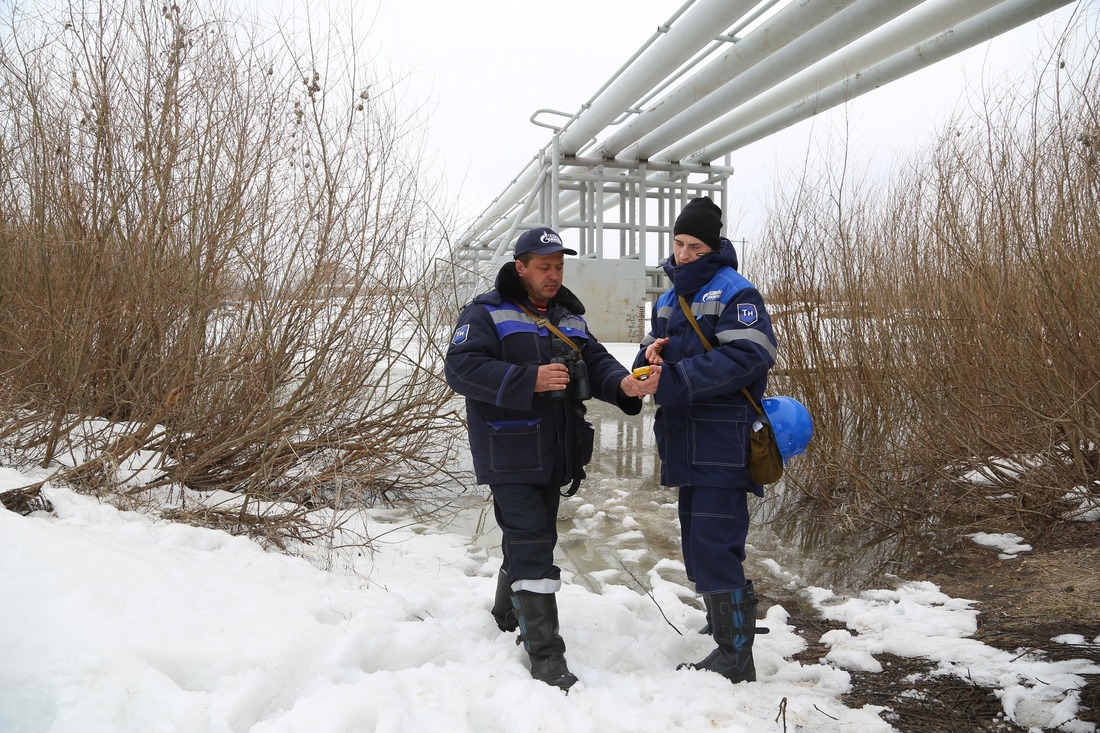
left=662, top=238, right=739, bottom=296
left=488, top=260, right=587, bottom=315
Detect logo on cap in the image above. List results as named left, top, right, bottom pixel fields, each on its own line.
left=515, top=226, right=576, bottom=257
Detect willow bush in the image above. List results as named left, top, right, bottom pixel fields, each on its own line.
left=0, top=0, right=463, bottom=535
left=757, top=24, right=1100, bottom=535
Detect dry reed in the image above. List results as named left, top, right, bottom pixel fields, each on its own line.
left=0, top=0, right=465, bottom=543
left=754, top=21, right=1100, bottom=537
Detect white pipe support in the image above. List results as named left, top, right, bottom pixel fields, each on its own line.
left=564, top=155, right=736, bottom=176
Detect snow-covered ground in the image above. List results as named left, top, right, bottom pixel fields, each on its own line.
left=3, top=345, right=1099, bottom=732
left=2, top=472, right=1098, bottom=733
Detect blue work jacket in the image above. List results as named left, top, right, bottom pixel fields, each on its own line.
left=446, top=263, right=641, bottom=487
left=634, top=240, right=777, bottom=494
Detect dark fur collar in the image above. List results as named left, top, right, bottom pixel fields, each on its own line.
left=495, top=262, right=586, bottom=315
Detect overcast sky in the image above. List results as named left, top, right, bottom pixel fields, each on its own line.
left=253, top=0, right=1094, bottom=243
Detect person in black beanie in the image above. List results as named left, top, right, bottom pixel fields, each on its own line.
left=672, top=195, right=723, bottom=251
left=634, top=196, right=777, bottom=683
left=446, top=226, right=661, bottom=692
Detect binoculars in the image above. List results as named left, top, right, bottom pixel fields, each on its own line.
left=545, top=337, right=592, bottom=401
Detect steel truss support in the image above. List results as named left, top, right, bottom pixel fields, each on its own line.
left=452, top=0, right=1076, bottom=295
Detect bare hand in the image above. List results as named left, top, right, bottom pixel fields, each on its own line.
left=535, top=363, right=570, bottom=393
left=646, top=337, right=669, bottom=365
left=620, top=365, right=661, bottom=398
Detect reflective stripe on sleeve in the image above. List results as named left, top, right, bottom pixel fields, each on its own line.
left=715, top=328, right=777, bottom=360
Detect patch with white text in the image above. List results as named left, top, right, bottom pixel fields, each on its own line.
left=702, top=289, right=722, bottom=303
left=737, top=303, right=758, bottom=326
left=452, top=324, right=470, bottom=345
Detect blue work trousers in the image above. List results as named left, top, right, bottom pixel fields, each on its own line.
left=678, top=485, right=750, bottom=594
left=490, top=483, right=562, bottom=585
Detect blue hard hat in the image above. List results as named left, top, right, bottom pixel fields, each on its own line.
left=762, top=396, right=813, bottom=461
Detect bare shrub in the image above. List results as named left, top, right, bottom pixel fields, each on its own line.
left=0, top=0, right=464, bottom=536
left=755, top=21, right=1100, bottom=534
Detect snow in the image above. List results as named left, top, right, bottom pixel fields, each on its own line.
left=2, top=349, right=1099, bottom=733
left=968, top=532, right=1034, bottom=560
left=1065, top=486, right=1100, bottom=522
left=3, top=473, right=1099, bottom=732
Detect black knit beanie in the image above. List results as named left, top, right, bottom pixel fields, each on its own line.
left=673, top=196, right=723, bottom=250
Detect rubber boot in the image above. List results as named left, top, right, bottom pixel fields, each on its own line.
left=512, top=591, right=578, bottom=691
left=679, top=581, right=763, bottom=683
left=699, top=609, right=711, bottom=635
left=491, top=570, right=518, bottom=632
left=695, top=576, right=765, bottom=633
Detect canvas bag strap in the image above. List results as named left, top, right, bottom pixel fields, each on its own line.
left=676, top=295, right=764, bottom=416
left=514, top=302, right=581, bottom=353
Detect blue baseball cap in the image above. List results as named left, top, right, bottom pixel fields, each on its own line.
left=514, top=227, right=577, bottom=258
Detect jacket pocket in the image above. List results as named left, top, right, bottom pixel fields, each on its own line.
left=577, top=420, right=594, bottom=467
left=688, top=403, right=749, bottom=468
left=487, top=419, right=543, bottom=473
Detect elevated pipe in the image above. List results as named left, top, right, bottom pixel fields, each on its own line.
left=596, top=0, right=863, bottom=160
left=655, top=0, right=1011, bottom=164
left=456, top=0, right=1073, bottom=264
left=618, top=0, right=928, bottom=162
left=600, top=0, right=787, bottom=140
left=459, top=155, right=543, bottom=249
left=464, top=0, right=919, bottom=248
left=557, top=0, right=762, bottom=155
left=461, top=0, right=868, bottom=248
left=460, top=1, right=702, bottom=248
left=688, top=0, right=1078, bottom=162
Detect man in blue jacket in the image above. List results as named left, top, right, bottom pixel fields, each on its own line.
left=635, top=196, right=777, bottom=684
left=446, top=226, right=660, bottom=691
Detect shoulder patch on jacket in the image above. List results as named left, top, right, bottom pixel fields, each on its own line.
left=737, top=303, right=758, bottom=326
left=452, top=324, right=470, bottom=345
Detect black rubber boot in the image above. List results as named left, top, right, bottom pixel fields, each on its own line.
left=512, top=591, right=578, bottom=691
left=679, top=581, right=764, bottom=684
left=491, top=570, right=518, bottom=632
